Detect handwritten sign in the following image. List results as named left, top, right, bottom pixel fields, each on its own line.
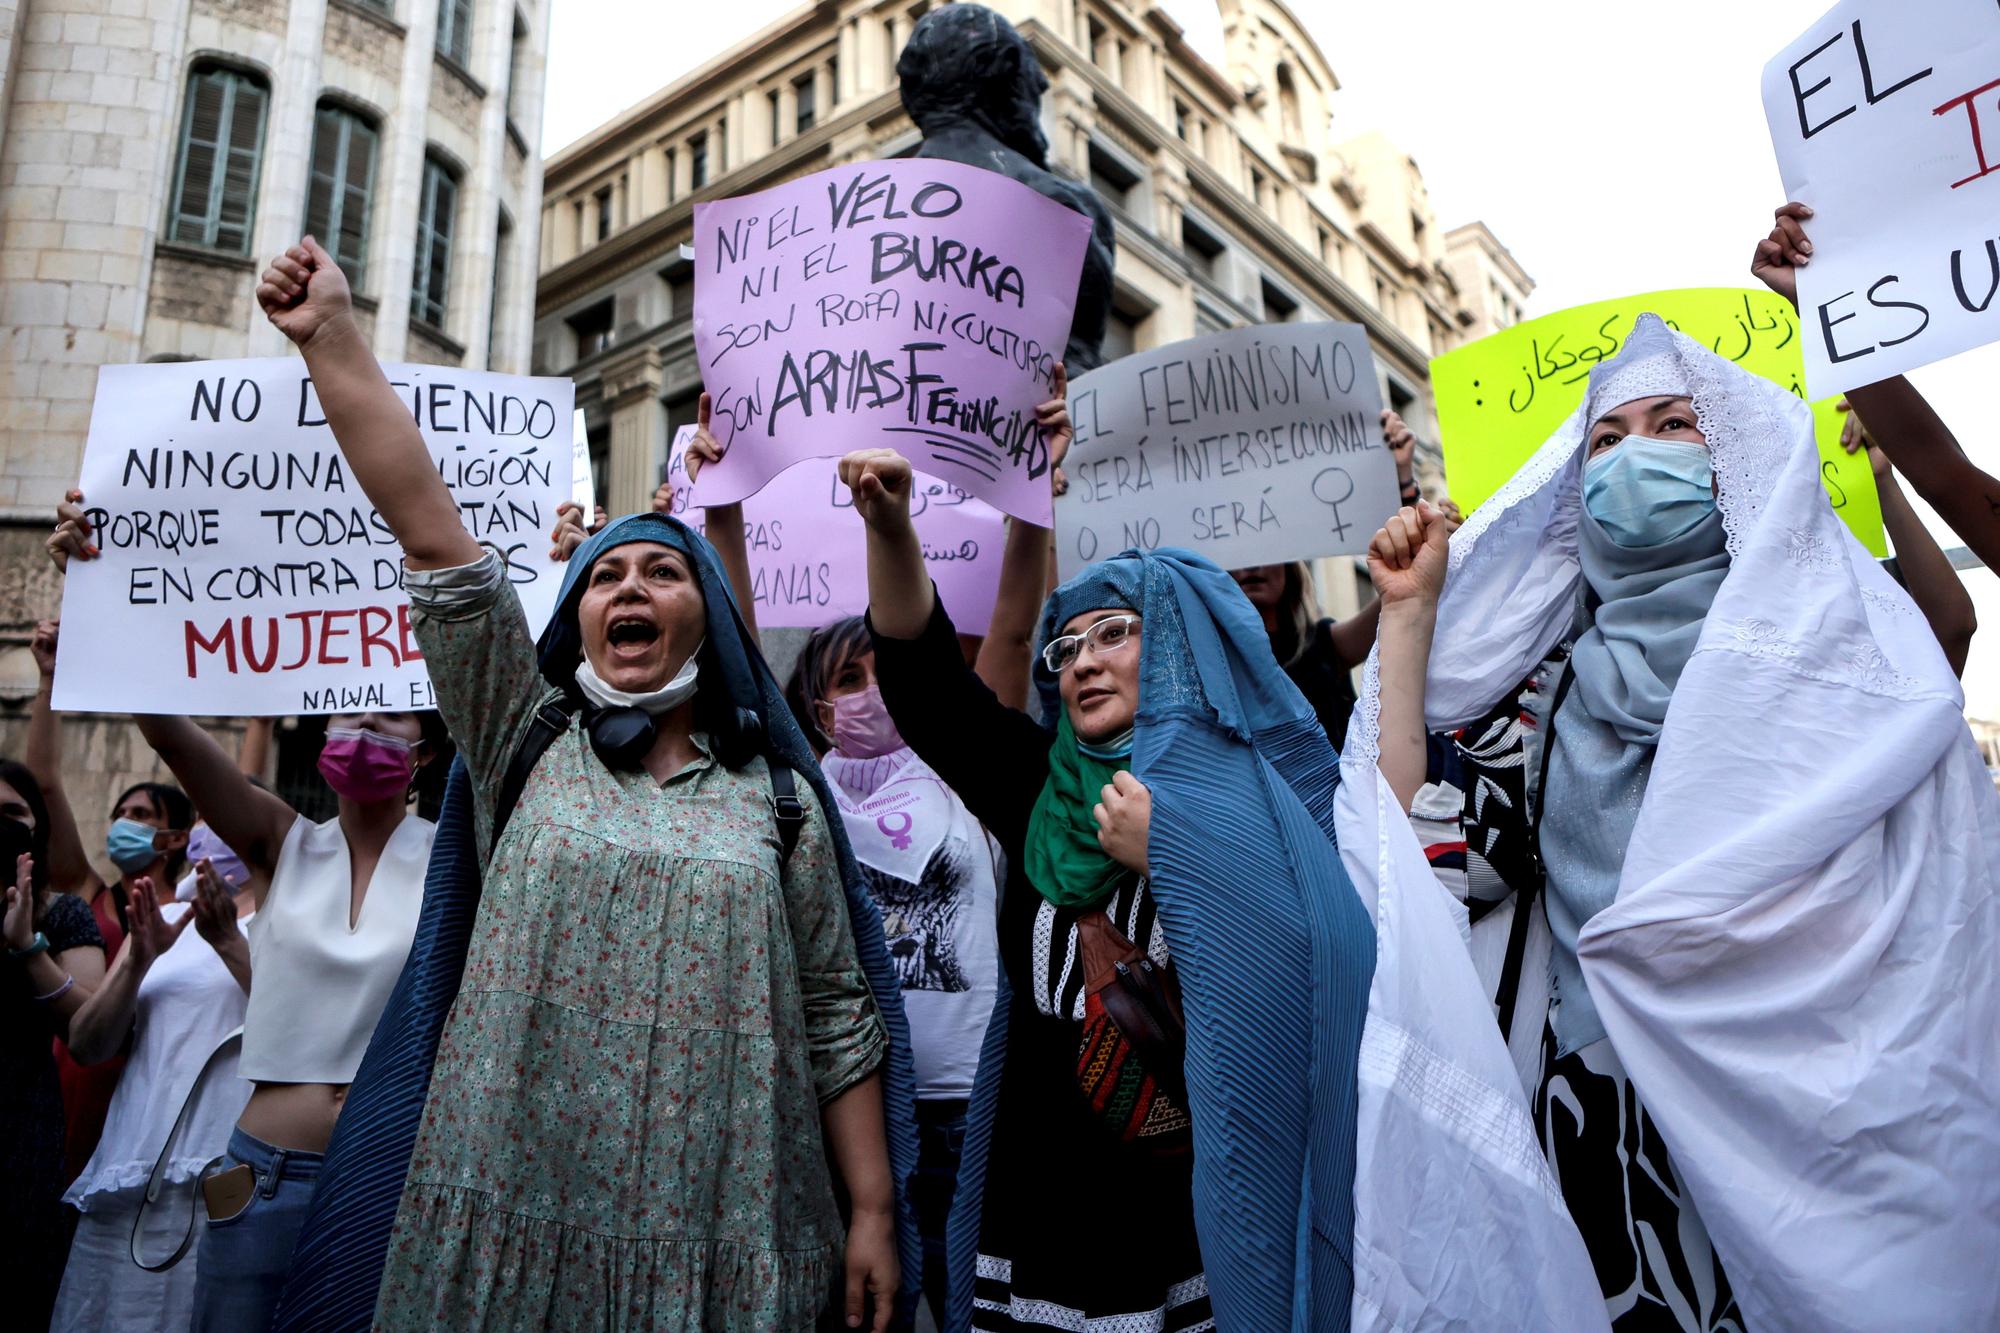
left=1052, top=322, right=1392, bottom=578
left=1762, top=0, right=2000, bottom=394
left=690, top=158, right=1093, bottom=524
left=53, top=358, right=572, bottom=716
left=1430, top=288, right=1886, bottom=555
left=667, top=425, right=1005, bottom=630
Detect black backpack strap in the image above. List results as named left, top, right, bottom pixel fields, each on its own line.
left=1494, top=660, right=1577, bottom=1044
left=493, top=699, right=577, bottom=846
left=769, top=762, right=806, bottom=863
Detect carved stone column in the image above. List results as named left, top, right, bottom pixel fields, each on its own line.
left=602, top=345, right=666, bottom=518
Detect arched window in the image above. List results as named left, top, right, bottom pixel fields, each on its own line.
left=1276, top=63, right=1304, bottom=141
left=169, top=64, right=270, bottom=254
left=306, top=102, right=379, bottom=289
left=410, top=154, right=459, bottom=327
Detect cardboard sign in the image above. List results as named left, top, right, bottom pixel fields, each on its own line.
left=667, top=425, right=1005, bottom=631
left=53, top=358, right=572, bottom=715
left=1762, top=0, right=2000, bottom=394
left=1430, top=288, right=1886, bottom=555
left=690, top=158, right=1093, bottom=524
left=1052, top=322, right=1392, bottom=578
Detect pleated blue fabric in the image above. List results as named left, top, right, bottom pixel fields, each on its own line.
left=947, top=548, right=1375, bottom=1332
left=273, top=513, right=923, bottom=1330
left=268, top=757, right=480, bottom=1332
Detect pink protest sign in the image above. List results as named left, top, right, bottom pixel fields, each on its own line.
left=668, top=425, right=1005, bottom=631
left=691, top=158, right=1092, bottom=524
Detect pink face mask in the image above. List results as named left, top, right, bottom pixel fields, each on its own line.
left=829, top=683, right=905, bottom=759
left=318, top=726, right=417, bottom=803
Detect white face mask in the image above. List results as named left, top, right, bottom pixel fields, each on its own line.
left=574, top=642, right=702, bottom=715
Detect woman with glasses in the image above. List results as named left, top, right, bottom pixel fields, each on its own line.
left=845, top=443, right=1210, bottom=1331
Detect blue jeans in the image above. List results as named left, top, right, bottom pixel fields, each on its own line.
left=190, top=1128, right=324, bottom=1333
left=909, top=1098, right=968, bottom=1329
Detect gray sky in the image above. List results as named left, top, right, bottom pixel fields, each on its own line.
left=543, top=0, right=2000, bottom=713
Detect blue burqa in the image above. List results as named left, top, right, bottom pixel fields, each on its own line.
left=274, top=514, right=923, bottom=1330
left=946, top=548, right=1376, bottom=1332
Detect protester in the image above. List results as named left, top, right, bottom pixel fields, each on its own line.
left=52, top=856, right=253, bottom=1332
left=1366, top=314, right=2000, bottom=1331
left=1753, top=201, right=2000, bottom=573
left=2, top=759, right=108, bottom=1330
left=789, top=616, right=1003, bottom=1330
left=48, top=490, right=445, bottom=1333
left=839, top=430, right=1580, bottom=1330
left=27, top=619, right=198, bottom=1186
left=252, top=235, right=916, bottom=1331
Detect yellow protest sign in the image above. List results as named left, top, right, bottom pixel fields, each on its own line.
left=1430, top=288, right=1885, bottom=556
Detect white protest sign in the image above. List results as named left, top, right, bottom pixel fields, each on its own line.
left=1054, top=322, right=1392, bottom=578
left=53, top=358, right=573, bottom=716
left=1762, top=0, right=2000, bottom=394
left=667, top=425, right=1004, bottom=630
left=570, top=407, right=593, bottom=508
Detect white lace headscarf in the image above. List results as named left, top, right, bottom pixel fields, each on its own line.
left=1338, top=315, right=2000, bottom=1330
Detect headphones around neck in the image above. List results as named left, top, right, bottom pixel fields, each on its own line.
left=585, top=706, right=656, bottom=770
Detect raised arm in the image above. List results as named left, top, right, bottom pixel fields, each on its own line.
left=257, top=236, right=480, bottom=571
left=846, top=448, right=1051, bottom=843
left=974, top=364, right=1068, bottom=709
left=677, top=392, right=760, bottom=644
left=1753, top=203, right=2000, bottom=572
left=132, top=715, right=294, bottom=897
left=1368, top=503, right=1452, bottom=812
left=25, top=619, right=104, bottom=897
left=841, top=449, right=936, bottom=640
left=65, top=875, right=187, bottom=1064
left=1845, top=407, right=1977, bottom=673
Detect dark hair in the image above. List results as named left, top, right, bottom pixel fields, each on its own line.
left=789, top=616, right=871, bottom=752
left=0, top=758, right=53, bottom=899
left=408, top=710, right=456, bottom=817
left=111, top=780, right=194, bottom=883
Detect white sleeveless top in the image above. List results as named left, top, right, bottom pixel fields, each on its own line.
left=239, top=814, right=434, bottom=1084
left=64, top=903, right=253, bottom=1208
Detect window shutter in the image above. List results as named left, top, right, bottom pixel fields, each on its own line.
left=214, top=78, right=266, bottom=253
left=340, top=119, right=377, bottom=285
left=307, top=106, right=377, bottom=289
left=171, top=67, right=267, bottom=253
left=171, top=73, right=227, bottom=245
left=411, top=158, right=458, bottom=328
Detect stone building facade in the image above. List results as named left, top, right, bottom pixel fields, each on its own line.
left=533, top=0, right=1533, bottom=629
left=0, top=0, right=552, bottom=830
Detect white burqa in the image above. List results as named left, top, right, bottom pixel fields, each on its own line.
left=1342, top=315, right=2000, bottom=1331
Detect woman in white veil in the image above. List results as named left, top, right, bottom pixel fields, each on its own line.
left=1350, top=315, right=2000, bottom=1332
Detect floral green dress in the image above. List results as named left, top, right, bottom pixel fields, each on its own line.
left=376, top=561, right=886, bottom=1330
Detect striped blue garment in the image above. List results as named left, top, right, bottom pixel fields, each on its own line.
left=270, top=757, right=481, bottom=1332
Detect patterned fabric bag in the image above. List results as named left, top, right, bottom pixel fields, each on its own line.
left=1073, top=911, right=1191, bottom=1154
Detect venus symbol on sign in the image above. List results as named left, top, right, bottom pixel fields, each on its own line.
left=1311, top=466, right=1356, bottom=542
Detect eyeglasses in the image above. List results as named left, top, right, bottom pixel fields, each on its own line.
left=1041, top=615, right=1141, bottom=675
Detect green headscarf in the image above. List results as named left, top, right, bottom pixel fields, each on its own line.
left=1024, top=712, right=1131, bottom=908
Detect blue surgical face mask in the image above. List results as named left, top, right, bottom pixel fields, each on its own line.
left=106, top=817, right=163, bottom=874
left=1583, top=435, right=1716, bottom=548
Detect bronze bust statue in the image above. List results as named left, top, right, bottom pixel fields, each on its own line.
left=898, top=4, right=1117, bottom=372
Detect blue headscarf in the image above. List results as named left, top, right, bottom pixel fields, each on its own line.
left=950, top=548, right=1377, bottom=1333
left=276, top=514, right=925, bottom=1330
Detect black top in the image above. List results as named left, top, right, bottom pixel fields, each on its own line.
left=1283, top=617, right=1360, bottom=752
left=2, top=891, right=103, bottom=1328
left=871, top=599, right=1206, bottom=1327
